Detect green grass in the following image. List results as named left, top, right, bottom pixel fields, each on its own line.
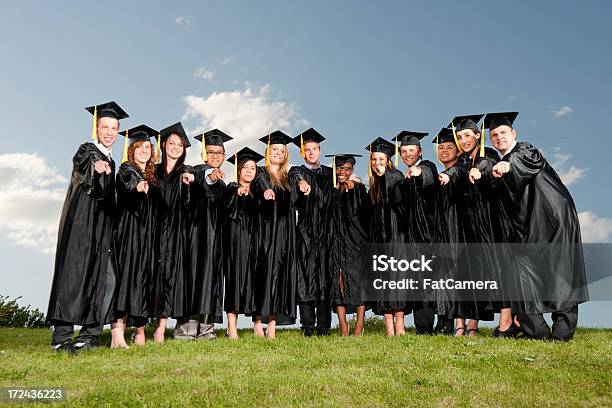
left=1, top=321, right=610, bottom=407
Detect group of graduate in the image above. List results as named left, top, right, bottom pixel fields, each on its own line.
left=46, top=100, right=588, bottom=352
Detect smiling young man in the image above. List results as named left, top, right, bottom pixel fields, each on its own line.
left=485, top=112, right=588, bottom=340
left=47, top=101, right=128, bottom=352
left=392, top=130, right=441, bottom=334
left=180, top=128, right=233, bottom=340
left=289, top=128, right=335, bottom=336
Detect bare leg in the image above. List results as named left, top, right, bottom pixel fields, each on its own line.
left=455, top=318, right=466, bottom=337
left=253, top=317, right=265, bottom=337
left=337, top=306, right=349, bottom=336
left=467, top=319, right=479, bottom=336
left=395, top=311, right=406, bottom=336
left=154, top=316, right=167, bottom=343
left=226, top=312, right=239, bottom=340
left=353, top=306, right=366, bottom=336
left=498, top=308, right=513, bottom=331
left=384, top=313, right=395, bottom=337
left=266, top=316, right=277, bottom=339
left=133, top=326, right=146, bottom=346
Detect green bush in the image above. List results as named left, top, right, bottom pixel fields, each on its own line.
left=0, top=295, right=46, bottom=328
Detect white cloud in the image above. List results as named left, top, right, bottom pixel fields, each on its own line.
left=222, top=56, right=234, bottom=65
left=551, top=105, right=574, bottom=118
left=578, top=211, right=612, bottom=243
left=548, top=147, right=586, bottom=186
left=175, top=16, right=191, bottom=29
left=0, top=153, right=67, bottom=254
left=195, top=67, right=215, bottom=82
left=181, top=83, right=309, bottom=166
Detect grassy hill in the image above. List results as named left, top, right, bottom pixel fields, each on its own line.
left=1, top=322, right=610, bottom=406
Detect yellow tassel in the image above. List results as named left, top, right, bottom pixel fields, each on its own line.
left=234, top=153, right=238, bottom=183
left=332, top=155, right=337, bottom=188
left=368, top=144, right=373, bottom=178
left=201, top=133, right=207, bottom=162
left=156, top=133, right=162, bottom=164
left=121, top=130, right=129, bottom=163
left=480, top=122, right=485, bottom=158
left=265, top=133, right=271, bottom=167
left=300, top=134, right=305, bottom=158
left=394, top=139, right=398, bottom=167
left=435, top=139, right=443, bottom=164
left=91, top=106, right=98, bottom=142
left=451, top=122, right=463, bottom=154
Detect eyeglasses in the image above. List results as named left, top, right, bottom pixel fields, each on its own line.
left=206, top=151, right=225, bottom=157
left=337, top=166, right=353, bottom=172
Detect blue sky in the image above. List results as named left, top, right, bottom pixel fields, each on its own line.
left=1, top=1, right=611, bottom=325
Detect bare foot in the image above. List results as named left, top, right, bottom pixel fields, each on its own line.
left=111, top=340, right=130, bottom=349
left=134, top=332, right=146, bottom=346
left=153, top=329, right=165, bottom=344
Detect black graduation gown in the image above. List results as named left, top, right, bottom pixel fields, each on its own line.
left=289, top=165, right=334, bottom=304
left=393, top=160, right=439, bottom=309
left=47, top=143, right=116, bottom=325
left=156, top=163, right=191, bottom=318
left=444, top=150, right=497, bottom=321
left=369, top=168, right=407, bottom=314
left=251, top=167, right=297, bottom=324
left=434, top=160, right=466, bottom=317
left=498, top=142, right=588, bottom=313
left=222, top=182, right=260, bottom=315
left=111, top=163, right=164, bottom=322
left=328, top=183, right=370, bottom=312
left=185, top=164, right=225, bottom=323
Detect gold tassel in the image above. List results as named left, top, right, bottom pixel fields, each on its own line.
left=265, top=133, right=271, bottom=167
left=332, top=155, right=337, bottom=188
left=121, top=130, right=129, bottom=163
left=394, top=139, right=398, bottom=167
left=234, top=153, right=238, bottom=183
left=435, top=138, right=443, bottom=164
left=201, top=132, right=207, bottom=162
left=300, top=134, right=305, bottom=158
left=451, top=122, right=463, bottom=154
left=91, top=106, right=98, bottom=142
left=480, top=122, right=485, bottom=158
left=156, top=133, right=162, bottom=164
left=368, top=144, right=373, bottom=178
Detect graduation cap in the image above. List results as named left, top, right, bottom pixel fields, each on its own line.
left=365, top=137, right=395, bottom=178
left=85, top=101, right=128, bottom=143
left=324, top=154, right=362, bottom=187
left=227, top=147, right=265, bottom=182
left=394, top=131, right=428, bottom=147
left=448, top=114, right=484, bottom=133
left=365, top=137, right=395, bottom=158
left=484, top=112, right=519, bottom=130
left=259, top=130, right=293, bottom=167
left=160, top=122, right=191, bottom=147
left=432, top=127, right=456, bottom=145
left=432, top=128, right=458, bottom=165
left=293, top=128, right=326, bottom=158
left=194, top=129, right=233, bottom=162
left=118, top=125, right=158, bottom=163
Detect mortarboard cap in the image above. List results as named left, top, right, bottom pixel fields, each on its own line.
left=448, top=114, right=484, bottom=133
left=484, top=112, right=519, bottom=130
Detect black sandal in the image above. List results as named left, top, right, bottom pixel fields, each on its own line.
left=454, top=326, right=466, bottom=336
left=467, top=328, right=480, bottom=336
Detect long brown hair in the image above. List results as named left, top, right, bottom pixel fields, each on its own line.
left=128, top=141, right=158, bottom=186
left=266, top=144, right=290, bottom=190
left=368, top=156, right=395, bottom=204
left=160, top=134, right=187, bottom=175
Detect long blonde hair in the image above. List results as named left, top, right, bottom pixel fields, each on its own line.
left=267, top=144, right=290, bottom=190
